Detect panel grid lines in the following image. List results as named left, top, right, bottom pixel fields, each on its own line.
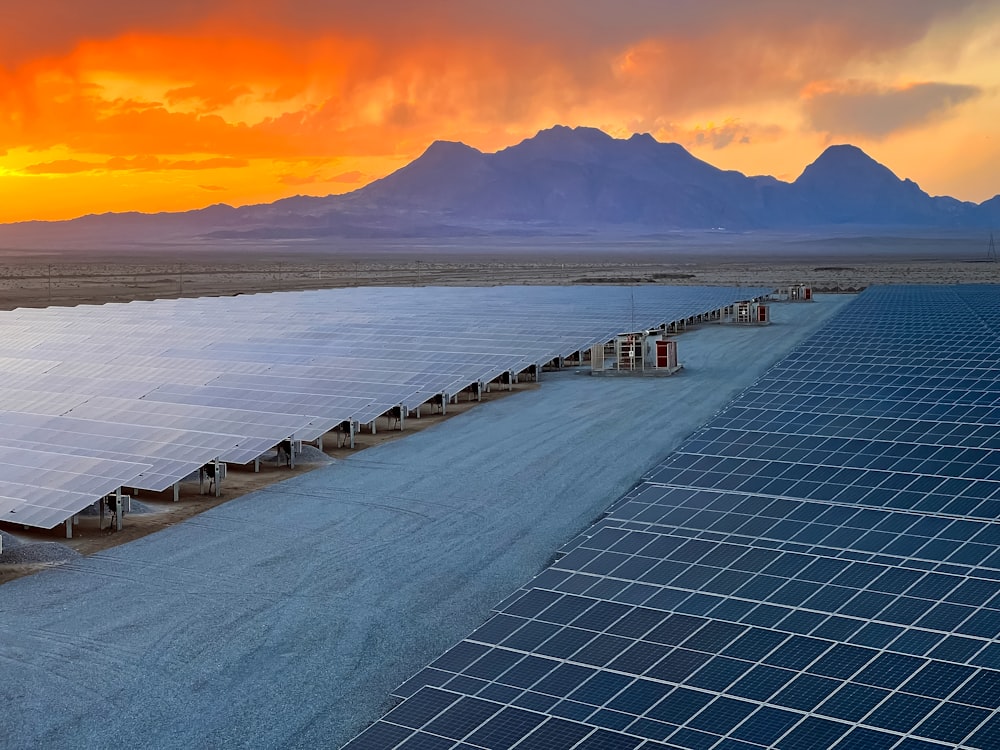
left=347, top=285, right=1000, bottom=750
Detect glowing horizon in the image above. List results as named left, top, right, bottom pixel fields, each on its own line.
left=1, top=1, right=998, bottom=223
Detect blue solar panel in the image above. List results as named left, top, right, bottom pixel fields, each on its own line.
left=343, top=286, right=1000, bottom=749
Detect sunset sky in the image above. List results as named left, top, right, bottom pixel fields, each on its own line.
left=1, top=1, right=998, bottom=223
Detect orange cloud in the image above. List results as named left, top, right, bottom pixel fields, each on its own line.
left=22, top=159, right=97, bottom=174
left=278, top=170, right=366, bottom=186
left=0, top=1, right=996, bottom=221
left=24, top=155, right=248, bottom=173
left=329, top=170, right=365, bottom=183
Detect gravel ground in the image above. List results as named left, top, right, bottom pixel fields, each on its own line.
left=0, top=295, right=852, bottom=750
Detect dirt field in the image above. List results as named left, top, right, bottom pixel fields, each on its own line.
left=0, top=232, right=997, bottom=310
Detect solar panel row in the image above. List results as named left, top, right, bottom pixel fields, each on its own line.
left=346, top=285, right=1000, bottom=750
left=0, top=285, right=770, bottom=531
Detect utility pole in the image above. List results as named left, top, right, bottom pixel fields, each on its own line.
left=47, top=264, right=52, bottom=306
left=988, top=232, right=998, bottom=263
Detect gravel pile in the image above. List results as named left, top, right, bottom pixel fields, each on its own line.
left=259, top=444, right=334, bottom=465
left=295, top=444, right=335, bottom=464
left=0, top=541, right=81, bottom=565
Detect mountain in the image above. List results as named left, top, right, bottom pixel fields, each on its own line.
left=347, top=126, right=769, bottom=228
left=1, top=126, right=997, bottom=244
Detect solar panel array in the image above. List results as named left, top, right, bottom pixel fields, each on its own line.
left=346, top=285, right=1000, bottom=750
left=0, top=285, right=770, bottom=530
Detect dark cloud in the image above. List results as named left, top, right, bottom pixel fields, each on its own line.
left=803, top=81, right=983, bottom=137
left=0, top=0, right=986, bottom=65
left=0, top=2, right=212, bottom=63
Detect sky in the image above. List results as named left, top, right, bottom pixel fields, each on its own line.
left=1, top=1, right=998, bottom=223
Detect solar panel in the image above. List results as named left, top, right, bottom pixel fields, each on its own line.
left=0, top=446, right=148, bottom=528
left=0, top=285, right=769, bottom=531
left=346, top=286, right=1000, bottom=749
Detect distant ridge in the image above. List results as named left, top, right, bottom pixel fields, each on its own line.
left=1, top=126, right=997, bottom=244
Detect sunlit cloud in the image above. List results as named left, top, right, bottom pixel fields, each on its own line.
left=24, top=155, right=249, bottom=174
left=0, top=0, right=997, bottom=220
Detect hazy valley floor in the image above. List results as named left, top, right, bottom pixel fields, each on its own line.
left=1, top=232, right=997, bottom=309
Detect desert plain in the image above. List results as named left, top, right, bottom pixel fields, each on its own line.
left=0, top=231, right=997, bottom=310
left=0, top=230, right=995, bottom=748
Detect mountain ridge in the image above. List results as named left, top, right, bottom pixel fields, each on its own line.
left=1, top=125, right=997, bottom=243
